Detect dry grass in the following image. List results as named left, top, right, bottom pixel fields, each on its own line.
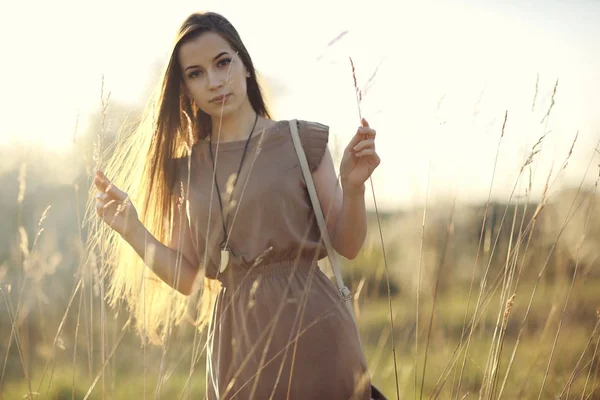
left=1, top=64, right=600, bottom=400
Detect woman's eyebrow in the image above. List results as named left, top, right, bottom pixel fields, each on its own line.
left=184, top=51, right=230, bottom=72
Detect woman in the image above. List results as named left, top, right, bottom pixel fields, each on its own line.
left=92, top=11, right=380, bottom=399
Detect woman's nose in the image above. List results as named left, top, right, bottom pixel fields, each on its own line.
left=207, top=71, right=225, bottom=90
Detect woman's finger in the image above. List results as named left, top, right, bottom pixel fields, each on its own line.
left=354, top=149, right=378, bottom=158
left=94, top=175, right=106, bottom=191
left=105, top=183, right=128, bottom=201
left=346, top=123, right=376, bottom=152
left=95, top=192, right=108, bottom=203
left=95, top=202, right=105, bottom=216
left=353, top=139, right=375, bottom=152
left=95, top=172, right=127, bottom=202
left=346, top=131, right=363, bottom=151
left=95, top=171, right=114, bottom=191
left=357, top=126, right=376, bottom=138
left=104, top=199, right=118, bottom=209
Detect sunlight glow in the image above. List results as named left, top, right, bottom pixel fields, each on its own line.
left=2, top=0, right=599, bottom=208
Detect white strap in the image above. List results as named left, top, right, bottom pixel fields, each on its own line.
left=289, top=120, right=355, bottom=319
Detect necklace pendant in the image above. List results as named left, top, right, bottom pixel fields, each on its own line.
left=219, top=246, right=230, bottom=273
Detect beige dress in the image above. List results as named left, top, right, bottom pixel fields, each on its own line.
left=172, top=119, right=371, bottom=399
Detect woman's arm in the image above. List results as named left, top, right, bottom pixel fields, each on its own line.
left=312, top=149, right=366, bottom=259
left=95, top=171, right=200, bottom=295
left=121, top=199, right=200, bottom=296
left=311, top=119, right=379, bottom=259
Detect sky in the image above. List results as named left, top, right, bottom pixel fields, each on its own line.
left=1, top=0, right=599, bottom=210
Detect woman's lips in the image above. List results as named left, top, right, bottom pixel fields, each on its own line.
left=210, top=94, right=231, bottom=103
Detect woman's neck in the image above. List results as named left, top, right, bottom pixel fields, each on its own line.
left=210, top=101, right=261, bottom=143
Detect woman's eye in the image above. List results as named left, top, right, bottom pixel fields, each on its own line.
left=218, top=58, right=232, bottom=68
left=188, top=70, right=202, bottom=79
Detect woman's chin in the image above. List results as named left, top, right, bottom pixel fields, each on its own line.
left=205, top=102, right=239, bottom=119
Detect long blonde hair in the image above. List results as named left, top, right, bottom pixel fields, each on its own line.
left=86, top=11, right=272, bottom=345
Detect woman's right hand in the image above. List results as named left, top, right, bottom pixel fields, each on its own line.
left=94, top=170, right=142, bottom=239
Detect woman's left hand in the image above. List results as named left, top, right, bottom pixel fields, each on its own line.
left=340, top=118, right=381, bottom=194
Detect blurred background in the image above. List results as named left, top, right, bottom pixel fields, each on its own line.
left=1, top=0, right=600, bottom=398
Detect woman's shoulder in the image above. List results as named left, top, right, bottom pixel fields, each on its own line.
left=267, top=118, right=329, bottom=137
left=271, top=118, right=329, bottom=172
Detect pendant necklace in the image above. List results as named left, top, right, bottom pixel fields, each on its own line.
left=208, top=113, right=259, bottom=273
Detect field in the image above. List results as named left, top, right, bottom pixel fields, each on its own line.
left=1, top=41, right=599, bottom=399
left=2, top=177, right=600, bottom=399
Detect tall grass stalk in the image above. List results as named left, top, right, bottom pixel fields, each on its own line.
left=538, top=170, right=598, bottom=398
left=459, top=82, right=559, bottom=396
left=421, top=199, right=456, bottom=399
left=349, top=56, right=399, bottom=399
left=558, top=315, right=600, bottom=398
left=498, top=139, right=600, bottom=398
left=455, top=111, right=507, bottom=398
left=416, top=161, right=431, bottom=399
left=579, top=312, right=600, bottom=399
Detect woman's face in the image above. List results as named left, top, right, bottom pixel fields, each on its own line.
left=178, top=32, right=249, bottom=119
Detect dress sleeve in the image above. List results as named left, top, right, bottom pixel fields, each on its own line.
left=297, top=120, right=330, bottom=172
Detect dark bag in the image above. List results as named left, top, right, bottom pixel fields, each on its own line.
left=370, top=384, right=387, bottom=399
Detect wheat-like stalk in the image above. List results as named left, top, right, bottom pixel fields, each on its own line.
left=349, top=56, right=399, bottom=399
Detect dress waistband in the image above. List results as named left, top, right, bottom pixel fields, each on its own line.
left=216, top=257, right=319, bottom=288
